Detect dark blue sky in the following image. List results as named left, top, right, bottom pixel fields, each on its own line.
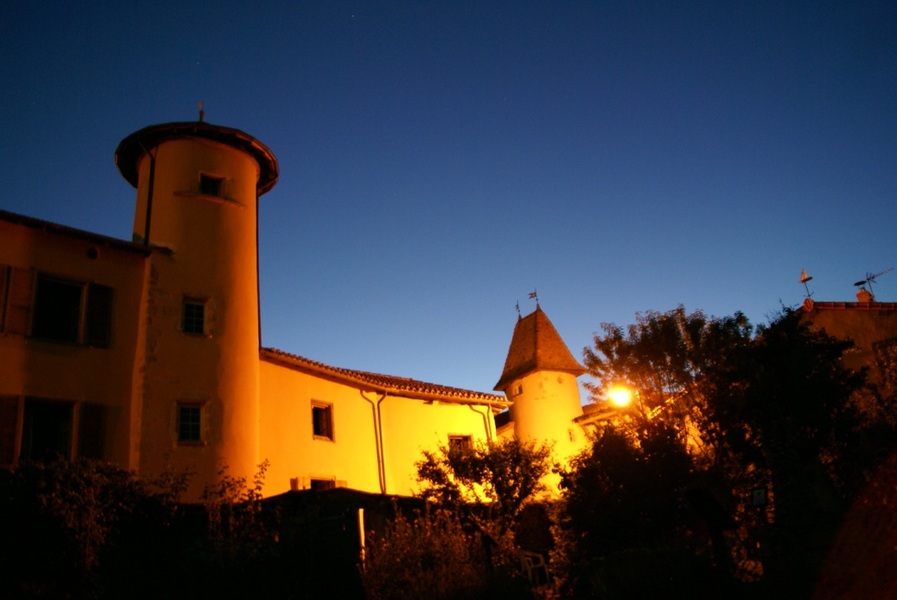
left=2, top=2, right=895, bottom=396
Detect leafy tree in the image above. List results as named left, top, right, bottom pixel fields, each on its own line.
left=416, top=437, right=553, bottom=544
left=553, top=421, right=724, bottom=598
left=575, top=306, right=876, bottom=595
left=707, top=310, right=870, bottom=592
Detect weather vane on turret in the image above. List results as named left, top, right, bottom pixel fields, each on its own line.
left=799, top=268, right=814, bottom=298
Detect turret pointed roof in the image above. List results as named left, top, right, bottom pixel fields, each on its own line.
left=494, top=305, right=586, bottom=391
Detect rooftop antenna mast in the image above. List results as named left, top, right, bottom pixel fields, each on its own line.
left=799, top=268, right=814, bottom=298
left=853, top=267, right=893, bottom=302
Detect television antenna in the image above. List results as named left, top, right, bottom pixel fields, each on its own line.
left=853, top=267, right=893, bottom=302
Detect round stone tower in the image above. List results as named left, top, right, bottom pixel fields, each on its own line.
left=116, top=120, right=278, bottom=497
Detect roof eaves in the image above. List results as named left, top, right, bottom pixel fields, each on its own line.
left=261, top=348, right=509, bottom=408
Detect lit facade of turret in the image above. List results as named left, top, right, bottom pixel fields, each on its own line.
left=495, top=305, right=587, bottom=465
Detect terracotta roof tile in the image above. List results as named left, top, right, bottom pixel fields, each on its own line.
left=494, top=306, right=585, bottom=391
left=261, top=347, right=508, bottom=407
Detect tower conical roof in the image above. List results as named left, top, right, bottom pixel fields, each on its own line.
left=494, top=306, right=585, bottom=391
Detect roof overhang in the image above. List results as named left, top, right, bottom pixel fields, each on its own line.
left=115, top=121, right=279, bottom=195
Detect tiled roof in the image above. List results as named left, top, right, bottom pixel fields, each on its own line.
left=494, top=306, right=586, bottom=391
left=800, top=298, right=897, bottom=312
left=261, top=347, right=509, bottom=407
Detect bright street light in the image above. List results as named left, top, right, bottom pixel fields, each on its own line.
left=607, top=385, right=634, bottom=407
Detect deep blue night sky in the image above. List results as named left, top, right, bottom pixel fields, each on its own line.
left=2, top=2, right=895, bottom=396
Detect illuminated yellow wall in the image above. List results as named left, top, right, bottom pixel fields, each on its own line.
left=131, top=137, right=262, bottom=496
left=508, top=369, right=586, bottom=465
left=0, top=218, right=149, bottom=468
left=259, top=358, right=498, bottom=497
left=378, top=396, right=496, bottom=495
left=259, top=359, right=381, bottom=495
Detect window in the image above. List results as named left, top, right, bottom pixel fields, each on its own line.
left=27, top=274, right=113, bottom=347
left=312, top=402, right=333, bottom=440
left=183, top=299, right=206, bottom=335
left=199, top=174, right=224, bottom=197
left=448, top=435, right=472, bottom=453
left=177, top=404, right=202, bottom=443
left=21, top=399, right=73, bottom=461
left=32, top=276, right=82, bottom=343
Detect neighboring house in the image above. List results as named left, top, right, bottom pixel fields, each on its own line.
left=799, top=296, right=897, bottom=413
left=0, top=119, right=585, bottom=500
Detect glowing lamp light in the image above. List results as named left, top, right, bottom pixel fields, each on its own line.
left=607, top=386, right=634, bottom=407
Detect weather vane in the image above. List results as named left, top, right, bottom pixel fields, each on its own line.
left=799, top=268, right=813, bottom=298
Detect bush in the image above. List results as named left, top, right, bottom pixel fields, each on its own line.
left=361, top=507, right=534, bottom=600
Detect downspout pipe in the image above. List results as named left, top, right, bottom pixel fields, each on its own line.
left=256, top=191, right=262, bottom=347
left=361, top=390, right=388, bottom=494
left=467, top=404, right=495, bottom=443
left=136, top=141, right=156, bottom=246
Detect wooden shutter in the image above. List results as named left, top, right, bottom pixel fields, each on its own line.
left=4, top=267, right=32, bottom=335
left=0, top=396, right=20, bottom=465
left=86, top=284, right=113, bottom=347
left=78, top=403, right=107, bottom=460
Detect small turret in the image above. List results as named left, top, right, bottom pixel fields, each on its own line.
left=495, top=305, right=586, bottom=463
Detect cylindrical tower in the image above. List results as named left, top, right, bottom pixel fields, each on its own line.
left=116, top=121, right=278, bottom=497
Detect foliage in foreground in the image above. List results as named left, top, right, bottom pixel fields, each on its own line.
left=415, top=437, right=553, bottom=544
left=361, top=508, right=534, bottom=600
left=361, top=438, right=556, bottom=599
left=0, top=459, right=188, bottom=599
left=0, top=458, right=287, bottom=599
